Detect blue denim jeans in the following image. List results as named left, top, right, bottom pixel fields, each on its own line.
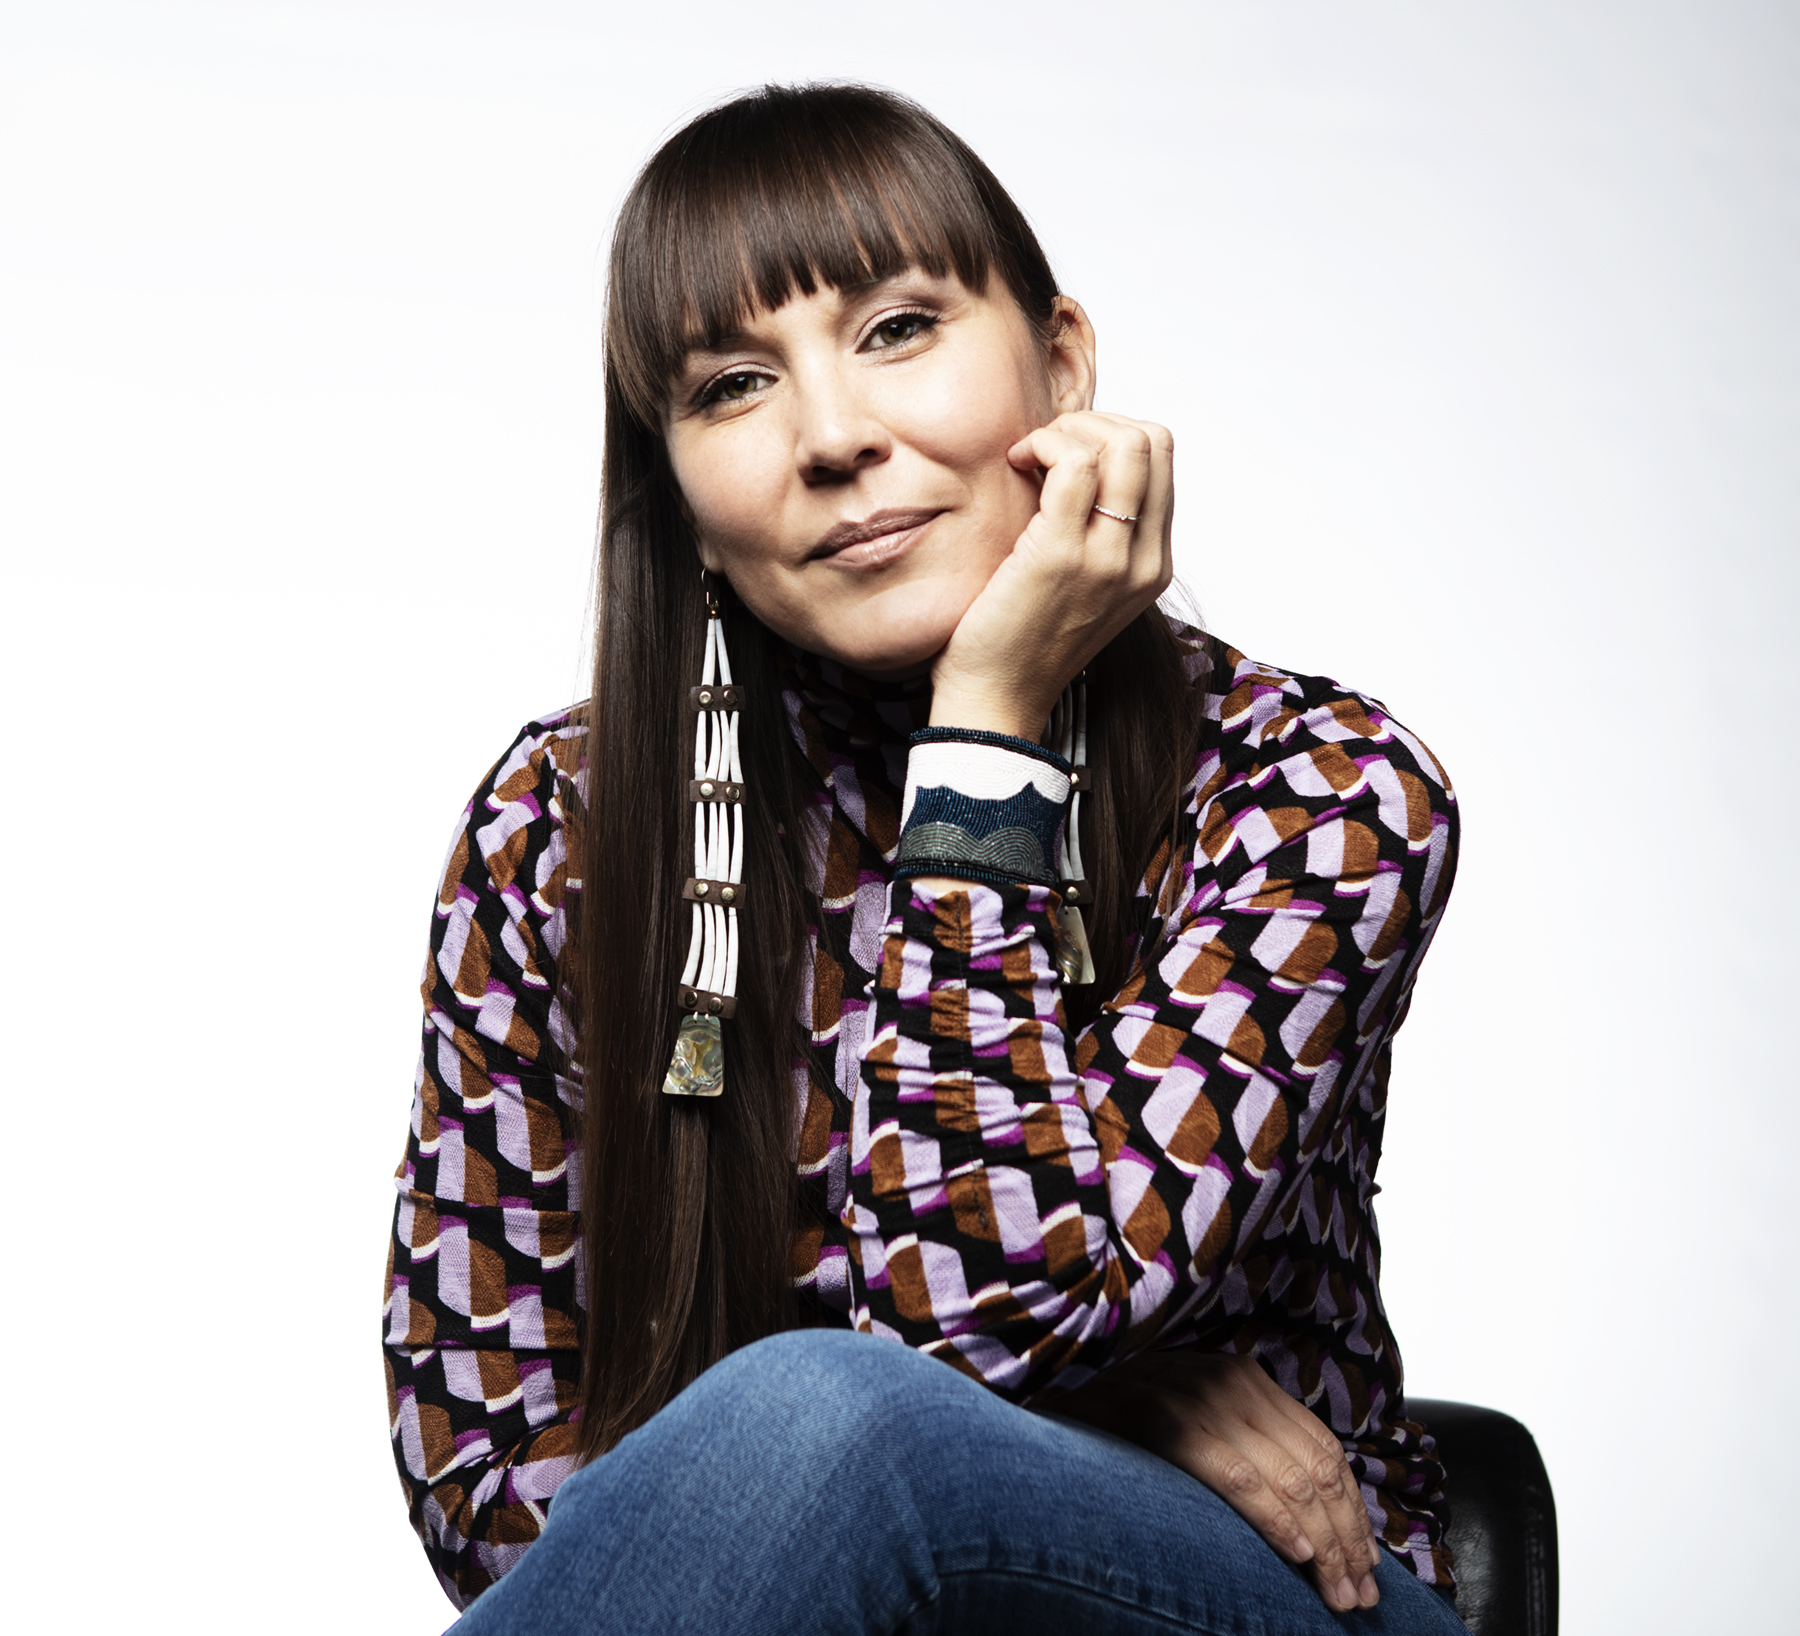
left=450, top=1329, right=1468, bottom=1636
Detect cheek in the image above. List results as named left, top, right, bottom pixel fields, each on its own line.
left=670, top=438, right=788, bottom=566
left=901, top=372, right=1045, bottom=541
left=894, top=336, right=1052, bottom=490
left=910, top=358, right=1040, bottom=459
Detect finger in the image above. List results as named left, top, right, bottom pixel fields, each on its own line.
left=1000, top=412, right=1169, bottom=637
left=1076, top=413, right=1171, bottom=513
left=1173, top=1425, right=1319, bottom=1570
left=1086, top=1380, right=1319, bottom=1568
left=1110, top=416, right=1174, bottom=544
left=1092, top=1362, right=1372, bottom=1615
left=1189, top=1363, right=1374, bottom=1610
left=1242, top=1421, right=1381, bottom=1614
left=1004, top=407, right=1130, bottom=467
left=1253, top=1390, right=1382, bottom=1578
left=1195, top=1356, right=1379, bottom=1574
left=1202, top=1423, right=1362, bottom=1611
left=1073, top=416, right=1156, bottom=532
left=1055, top=413, right=1172, bottom=595
left=1006, top=413, right=1106, bottom=472
left=1009, top=415, right=1155, bottom=532
left=1091, top=414, right=1174, bottom=592
left=1006, top=423, right=1105, bottom=532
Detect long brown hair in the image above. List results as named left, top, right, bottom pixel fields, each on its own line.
left=573, top=83, right=1203, bottom=1458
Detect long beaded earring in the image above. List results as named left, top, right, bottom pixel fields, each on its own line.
left=1050, top=675, right=1095, bottom=986
left=662, top=579, right=744, bottom=1097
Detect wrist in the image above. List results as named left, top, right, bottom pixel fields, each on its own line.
left=926, top=677, right=1056, bottom=742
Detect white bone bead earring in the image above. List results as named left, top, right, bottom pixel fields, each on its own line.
left=662, top=580, right=745, bottom=1096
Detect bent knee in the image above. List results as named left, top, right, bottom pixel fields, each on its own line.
left=632, top=1329, right=987, bottom=1488
left=687, top=1328, right=954, bottom=1439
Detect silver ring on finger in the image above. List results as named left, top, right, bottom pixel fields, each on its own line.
left=1092, top=504, right=1139, bottom=524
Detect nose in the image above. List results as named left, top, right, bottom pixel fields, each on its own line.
left=792, top=366, right=890, bottom=486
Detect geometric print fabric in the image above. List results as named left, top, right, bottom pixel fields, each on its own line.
left=384, top=628, right=1459, bottom=1609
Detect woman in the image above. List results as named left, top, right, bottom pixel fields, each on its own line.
left=384, top=83, right=1465, bottom=1634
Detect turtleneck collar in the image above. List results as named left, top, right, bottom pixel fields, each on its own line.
left=777, top=642, right=931, bottom=856
left=780, top=643, right=931, bottom=752
left=782, top=642, right=930, bottom=717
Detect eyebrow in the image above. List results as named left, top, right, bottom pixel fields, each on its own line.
left=678, top=312, right=780, bottom=359
left=680, top=326, right=749, bottom=358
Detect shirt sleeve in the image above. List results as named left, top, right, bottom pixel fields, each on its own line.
left=845, top=689, right=1457, bottom=1399
left=382, top=717, right=587, bottom=1610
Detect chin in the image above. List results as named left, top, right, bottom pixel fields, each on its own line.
left=838, top=649, right=938, bottom=681
left=818, top=629, right=944, bottom=679
left=810, top=585, right=973, bottom=679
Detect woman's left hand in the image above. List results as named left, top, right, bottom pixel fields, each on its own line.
left=928, top=409, right=1175, bottom=738
left=1051, top=1350, right=1386, bottom=1616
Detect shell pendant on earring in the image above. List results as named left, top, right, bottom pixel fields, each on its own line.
left=663, top=1014, right=725, bottom=1096
left=1055, top=899, right=1095, bottom=987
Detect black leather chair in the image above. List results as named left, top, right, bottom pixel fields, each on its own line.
left=1410, top=1400, right=1558, bottom=1636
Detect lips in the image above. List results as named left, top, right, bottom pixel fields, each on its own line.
left=809, top=507, right=944, bottom=562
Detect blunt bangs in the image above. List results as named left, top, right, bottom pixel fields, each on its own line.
left=605, top=84, right=1057, bottom=425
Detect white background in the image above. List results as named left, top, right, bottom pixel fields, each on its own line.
left=5, top=3, right=1795, bottom=1631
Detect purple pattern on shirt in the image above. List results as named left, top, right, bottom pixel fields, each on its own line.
left=383, top=628, right=1457, bottom=1608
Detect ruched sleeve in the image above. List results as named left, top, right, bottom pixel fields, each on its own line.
left=383, top=712, right=588, bottom=1610
left=845, top=667, right=1457, bottom=1400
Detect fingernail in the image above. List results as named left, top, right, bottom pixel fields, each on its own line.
left=1337, top=1577, right=1357, bottom=1608
left=1292, top=1535, right=1315, bottom=1563
left=1359, top=1572, right=1379, bottom=1607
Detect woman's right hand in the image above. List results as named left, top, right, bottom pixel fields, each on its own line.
left=1053, top=1350, right=1385, bottom=1615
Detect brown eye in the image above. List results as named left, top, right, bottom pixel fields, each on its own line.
left=699, top=369, right=771, bottom=407
left=870, top=312, right=933, bottom=348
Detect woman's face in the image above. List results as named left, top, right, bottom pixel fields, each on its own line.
left=663, top=269, right=1095, bottom=676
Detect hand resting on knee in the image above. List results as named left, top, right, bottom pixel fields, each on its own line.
left=1053, top=1352, right=1385, bottom=1616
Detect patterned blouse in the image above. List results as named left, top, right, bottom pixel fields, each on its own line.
left=383, top=628, right=1460, bottom=1610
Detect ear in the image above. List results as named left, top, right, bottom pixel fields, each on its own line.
left=1045, top=297, right=1097, bottom=414
left=692, top=533, right=725, bottom=575
left=677, top=490, right=726, bottom=575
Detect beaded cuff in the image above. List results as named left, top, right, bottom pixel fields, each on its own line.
left=893, top=728, right=1072, bottom=889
